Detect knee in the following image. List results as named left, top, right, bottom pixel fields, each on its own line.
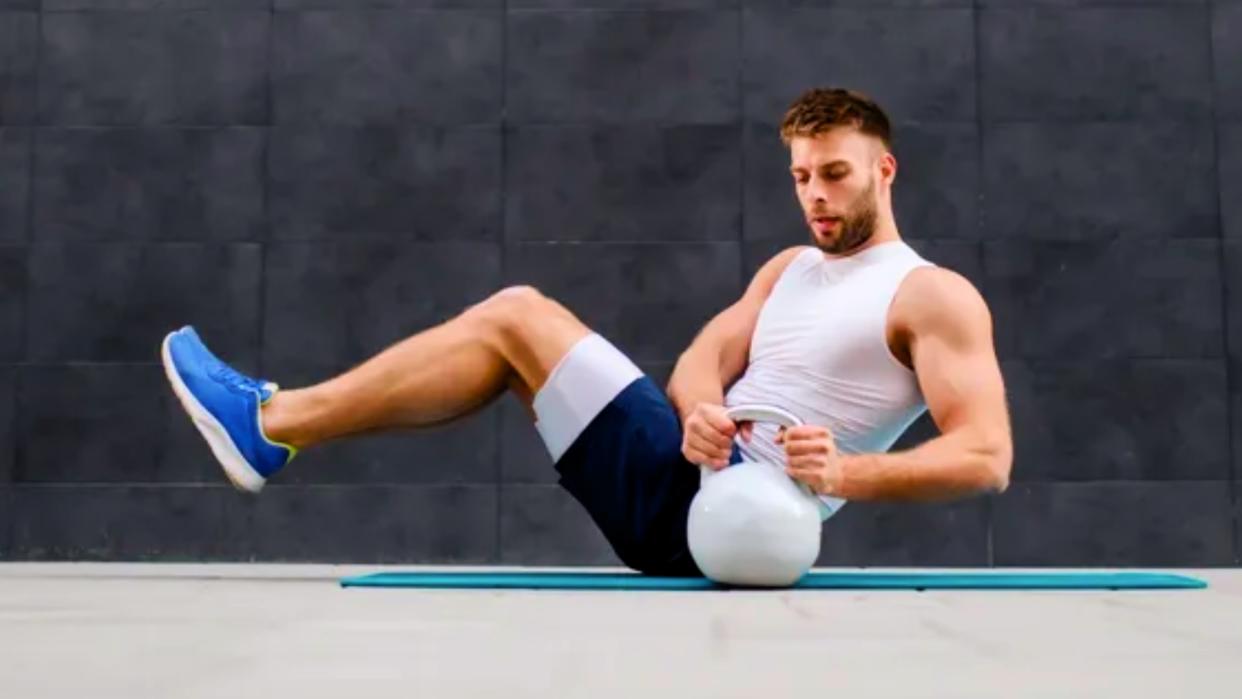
left=465, top=285, right=556, bottom=337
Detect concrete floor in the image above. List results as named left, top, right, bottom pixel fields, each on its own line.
left=1, top=564, right=1239, bottom=698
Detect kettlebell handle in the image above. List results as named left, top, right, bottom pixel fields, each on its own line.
left=700, top=403, right=829, bottom=520
left=724, top=404, right=804, bottom=430
left=698, top=403, right=804, bottom=479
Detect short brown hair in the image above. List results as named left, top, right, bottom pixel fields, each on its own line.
left=779, top=87, right=893, bottom=152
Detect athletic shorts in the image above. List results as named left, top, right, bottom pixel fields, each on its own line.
left=533, top=333, right=742, bottom=576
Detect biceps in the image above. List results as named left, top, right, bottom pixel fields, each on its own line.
left=912, top=332, right=1010, bottom=446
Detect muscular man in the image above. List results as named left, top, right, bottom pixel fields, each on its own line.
left=161, top=87, right=1013, bottom=576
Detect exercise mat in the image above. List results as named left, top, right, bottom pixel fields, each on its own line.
left=340, top=570, right=1207, bottom=591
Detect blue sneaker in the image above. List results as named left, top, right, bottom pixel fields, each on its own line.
left=160, top=326, right=297, bottom=492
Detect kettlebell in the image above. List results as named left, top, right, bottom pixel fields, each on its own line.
left=686, top=404, right=823, bottom=587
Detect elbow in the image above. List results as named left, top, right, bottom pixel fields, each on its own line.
left=982, top=442, right=1013, bottom=495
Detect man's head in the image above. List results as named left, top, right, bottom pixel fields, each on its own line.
left=780, top=88, right=898, bottom=256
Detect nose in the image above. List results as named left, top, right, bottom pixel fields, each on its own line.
left=805, top=174, right=831, bottom=205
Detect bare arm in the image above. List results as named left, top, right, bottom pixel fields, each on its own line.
left=666, top=246, right=807, bottom=423
left=831, top=268, right=1013, bottom=501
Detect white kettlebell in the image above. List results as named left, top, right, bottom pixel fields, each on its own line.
left=686, top=404, right=824, bottom=587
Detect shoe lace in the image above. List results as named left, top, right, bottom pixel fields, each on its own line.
left=209, top=363, right=268, bottom=396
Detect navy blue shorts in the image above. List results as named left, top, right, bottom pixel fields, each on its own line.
left=552, top=375, right=743, bottom=577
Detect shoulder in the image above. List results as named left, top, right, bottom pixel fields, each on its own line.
left=891, top=266, right=993, bottom=342
left=743, top=245, right=815, bottom=299
left=769, top=245, right=815, bottom=270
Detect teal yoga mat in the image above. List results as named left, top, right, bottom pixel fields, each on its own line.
left=339, top=570, right=1206, bottom=591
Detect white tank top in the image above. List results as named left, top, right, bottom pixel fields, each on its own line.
left=724, top=241, right=937, bottom=518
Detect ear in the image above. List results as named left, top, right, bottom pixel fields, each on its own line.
left=877, top=150, right=897, bottom=185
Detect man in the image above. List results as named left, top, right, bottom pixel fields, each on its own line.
left=161, top=87, right=1012, bottom=576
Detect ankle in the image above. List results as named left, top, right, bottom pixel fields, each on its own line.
left=260, top=390, right=304, bottom=450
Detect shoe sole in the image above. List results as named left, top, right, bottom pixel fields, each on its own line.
left=160, top=330, right=266, bottom=493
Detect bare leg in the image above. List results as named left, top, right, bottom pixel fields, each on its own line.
left=260, top=286, right=591, bottom=450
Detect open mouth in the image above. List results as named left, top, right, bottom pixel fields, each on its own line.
left=812, top=217, right=841, bottom=232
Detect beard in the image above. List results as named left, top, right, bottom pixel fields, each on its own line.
left=810, top=177, right=878, bottom=256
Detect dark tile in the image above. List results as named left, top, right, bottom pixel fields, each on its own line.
left=257, top=365, right=501, bottom=486
left=980, top=7, right=1212, bottom=120
left=45, top=0, right=266, bottom=8
left=744, top=122, right=979, bottom=245
left=17, top=364, right=225, bottom=483
left=1002, top=359, right=1229, bottom=482
left=498, top=484, right=623, bottom=566
left=278, top=0, right=497, bottom=7
left=0, top=246, right=24, bottom=363
left=33, top=128, right=265, bottom=243
left=0, top=367, right=13, bottom=483
left=8, top=485, right=244, bottom=561
left=1232, top=357, right=1240, bottom=486
left=979, top=0, right=1207, bottom=4
left=753, top=0, right=968, bottom=5
left=240, top=484, right=496, bottom=563
left=1224, top=122, right=1241, bottom=242
left=39, top=11, right=269, bottom=125
left=506, top=125, right=740, bottom=243
left=993, top=481, right=1234, bottom=567
left=744, top=8, right=975, bottom=123
left=1216, top=4, right=1242, bottom=119
left=516, top=0, right=734, bottom=6
left=507, top=10, right=738, bottom=123
left=501, top=361, right=674, bottom=485
left=1229, top=241, right=1241, bottom=368
left=983, top=239, right=1222, bottom=360
left=269, top=125, right=500, bottom=240
left=507, top=243, right=742, bottom=363
left=1235, top=482, right=1241, bottom=565
left=982, top=122, right=1217, bottom=241
left=263, top=241, right=500, bottom=370
left=888, top=408, right=940, bottom=454
left=1229, top=246, right=1241, bottom=484
left=27, top=243, right=262, bottom=363
left=0, top=12, right=36, bottom=125
left=902, top=239, right=983, bottom=282
left=0, top=487, right=11, bottom=559
left=0, top=1, right=37, bottom=10
left=0, top=128, right=29, bottom=242
left=816, top=497, right=989, bottom=567
left=272, top=10, right=501, bottom=124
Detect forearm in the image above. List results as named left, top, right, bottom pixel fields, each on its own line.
left=833, top=430, right=1011, bottom=502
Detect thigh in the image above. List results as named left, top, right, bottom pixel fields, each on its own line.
left=472, top=286, right=593, bottom=414
left=553, top=375, right=705, bottom=576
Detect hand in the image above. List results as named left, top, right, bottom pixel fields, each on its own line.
left=681, top=403, right=754, bottom=471
left=776, top=424, right=845, bottom=496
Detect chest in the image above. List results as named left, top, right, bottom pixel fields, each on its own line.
left=750, top=268, right=915, bottom=372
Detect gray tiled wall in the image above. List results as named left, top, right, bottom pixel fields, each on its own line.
left=0, top=0, right=1238, bottom=568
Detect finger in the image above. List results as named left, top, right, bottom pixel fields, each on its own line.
left=690, top=424, right=733, bottom=453
left=784, top=440, right=835, bottom=457
left=701, top=407, right=738, bottom=437
left=686, top=433, right=730, bottom=464
left=786, top=456, right=820, bottom=471
left=683, top=446, right=726, bottom=470
left=784, top=466, right=814, bottom=485
left=784, top=425, right=831, bottom=442
left=738, top=421, right=754, bottom=443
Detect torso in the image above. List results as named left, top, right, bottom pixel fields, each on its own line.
left=724, top=240, right=937, bottom=489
